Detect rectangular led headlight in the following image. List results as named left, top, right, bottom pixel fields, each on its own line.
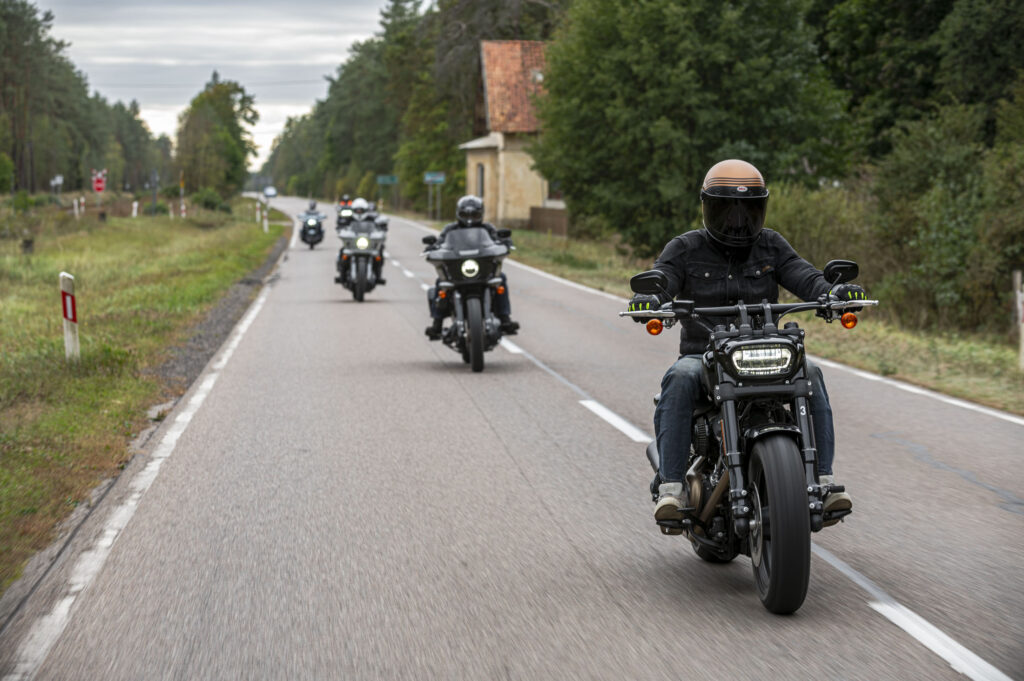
left=730, top=343, right=794, bottom=377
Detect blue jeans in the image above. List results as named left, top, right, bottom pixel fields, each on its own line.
left=653, top=355, right=835, bottom=482
left=428, top=273, right=511, bottom=320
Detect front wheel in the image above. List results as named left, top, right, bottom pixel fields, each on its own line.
left=353, top=258, right=367, bottom=302
left=749, top=434, right=811, bottom=614
left=466, top=297, right=485, bottom=372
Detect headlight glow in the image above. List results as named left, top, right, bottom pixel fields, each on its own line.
left=341, top=210, right=352, bottom=216
left=460, top=259, right=480, bottom=277
left=306, top=219, right=317, bottom=226
left=355, top=236, right=370, bottom=250
left=730, top=344, right=794, bottom=377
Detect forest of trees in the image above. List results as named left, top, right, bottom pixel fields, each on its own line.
left=259, top=0, right=568, bottom=212
left=0, top=1, right=172, bottom=194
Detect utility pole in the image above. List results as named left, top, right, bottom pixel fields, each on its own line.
left=1014, top=270, right=1023, bottom=371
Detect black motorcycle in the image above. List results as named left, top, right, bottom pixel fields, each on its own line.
left=336, top=206, right=354, bottom=228
left=422, top=226, right=511, bottom=372
left=335, top=216, right=388, bottom=301
left=299, top=214, right=324, bottom=249
left=621, top=260, right=877, bottom=614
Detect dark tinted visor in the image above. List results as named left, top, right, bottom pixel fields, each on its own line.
left=702, top=195, right=767, bottom=244
left=460, top=206, right=483, bottom=222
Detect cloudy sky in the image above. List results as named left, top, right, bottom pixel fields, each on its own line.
left=38, top=0, right=390, bottom=169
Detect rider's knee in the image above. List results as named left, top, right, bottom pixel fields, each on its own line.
left=661, top=356, right=703, bottom=394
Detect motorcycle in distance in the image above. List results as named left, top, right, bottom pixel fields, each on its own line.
left=337, top=204, right=354, bottom=228
left=299, top=212, right=325, bottom=249
left=621, top=260, right=878, bottom=614
left=335, top=215, right=388, bottom=302
left=421, top=226, right=512, bottom=372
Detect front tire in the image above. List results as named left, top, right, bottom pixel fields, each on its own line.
left=466, top=297, right=485, bottom=372
left=749, top=434, right=810, bottom=614
left=353, top=258, right=367, bottom=302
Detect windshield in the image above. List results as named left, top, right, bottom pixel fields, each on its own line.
left=429, top=227, right=508, bottom=260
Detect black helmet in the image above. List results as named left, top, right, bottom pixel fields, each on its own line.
left=456, top=195, right=484, bottom=226
left=308, top=200, right=317, bottom=211
left=700, top=159, right=769, bottom=249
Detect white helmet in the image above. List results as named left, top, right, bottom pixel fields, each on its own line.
left=352, top=198, right=369, bottom=216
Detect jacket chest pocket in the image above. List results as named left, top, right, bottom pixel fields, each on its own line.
left=739, top=262, right=776, bottom=303
left=683, top=263, right=730, bottom=303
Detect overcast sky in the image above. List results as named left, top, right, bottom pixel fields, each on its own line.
left=38, top=0, right=390, bottom=170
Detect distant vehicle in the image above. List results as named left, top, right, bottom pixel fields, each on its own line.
left=263, top=186, right=277, bottom=198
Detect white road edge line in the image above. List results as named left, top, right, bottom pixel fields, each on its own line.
left=811, top=544, right=1012, bottom=681
left=288, top=218, right=298, bottom=249
left=420, top=283, right=429, bottom=291
left=2, top=287, right=274, bottom=681
left=579, top=400, right=653, bottom=443
left=812, top=356, right=1024, bottom=428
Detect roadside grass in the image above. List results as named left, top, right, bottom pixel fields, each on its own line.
left=506, top=229, right=1024, bottom=415
left=0, top=202, right=284, bottom=590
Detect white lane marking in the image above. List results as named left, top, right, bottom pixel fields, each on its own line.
left=288, top=219, right=298, bottom=249
left=390, top=259, right=400, bottom=268
left=811, top=544, right=1012, bottom=681
left=500, top=338, right=524, bottom=354
left=420, top=283, right=429, bottom=291
left=402, top=268, right=415, bottom=278
left=2, top=287, right=274, bottom=681
left=388, top=213, right=1023, bottom=427
left=813, top=356, right=1024, bottom=428
left=579, top=400, right=653, bottom=443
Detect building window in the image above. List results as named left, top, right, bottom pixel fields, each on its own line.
left=548, top=179, right=563, bottom=200
left=476, top=163, right=485, bottom=197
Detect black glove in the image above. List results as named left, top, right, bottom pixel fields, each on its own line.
left=627, top=294, right=660, bottom=323
left=830, top=283, right=866, bottom=311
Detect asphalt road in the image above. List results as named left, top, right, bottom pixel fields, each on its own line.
left=1, top=196, right=1021, bottom=680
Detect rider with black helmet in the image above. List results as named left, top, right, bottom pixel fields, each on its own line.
left=424, top=195, right=519, bottom=339
left=628, top=159, right=863, bottom=528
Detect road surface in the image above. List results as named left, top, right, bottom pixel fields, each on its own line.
left=1, top=196, right=1020, bottom=680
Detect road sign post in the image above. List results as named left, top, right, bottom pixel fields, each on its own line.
left=60, top=272, right=80, bottom=362
left=424, top=172, right=446, bottom=221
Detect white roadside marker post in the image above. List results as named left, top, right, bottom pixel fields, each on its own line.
left=262, top=200, right=269, bottom=233
left=256, top=202, right=261, bottom=224
left=72, top=198, right=79, bottom=219
left=60, top=272, right=80, bottom=362
left=132, top=201, right=138, bottom=218
left=1014, top=270, right=1023, bottom=370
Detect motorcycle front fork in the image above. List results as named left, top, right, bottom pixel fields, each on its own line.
left=721, top=395, right=824, bottom=537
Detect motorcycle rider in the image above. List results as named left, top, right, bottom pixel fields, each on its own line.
left=336, top=197, right=386, bottom=285
left=628, top=159, right=860, bottom=528
left=424, top=195, right=519, bottom=340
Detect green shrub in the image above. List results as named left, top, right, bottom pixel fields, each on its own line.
left=191, top=187, right=223, bottom=210
left=217, top=202, right=232, bottom=214
left=143, top=201, right=169, bottom=216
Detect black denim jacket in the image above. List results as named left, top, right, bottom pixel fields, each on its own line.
left=653, top=228, right=830, bottom=355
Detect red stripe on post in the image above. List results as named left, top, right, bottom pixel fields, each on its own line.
left=62, top=291, right=77, bottom=323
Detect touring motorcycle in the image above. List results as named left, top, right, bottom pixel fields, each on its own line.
left=621, top=260, right=877, bottom=614
left=422, top=226, right=511, bottom=372
left=335, top=216, right=388, bottom=301
left=299, top=213, right=325, bottom=249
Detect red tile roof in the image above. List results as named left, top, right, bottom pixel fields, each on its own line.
left=481, top=41, right=546, bottom=133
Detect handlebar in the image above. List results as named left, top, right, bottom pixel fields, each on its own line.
left=619, top=298, right=878, bottom=320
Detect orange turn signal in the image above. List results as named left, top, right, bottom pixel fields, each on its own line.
left=496, top=286, right=506, bottom=295
left=438, top=290, right=447, bottom=299
left=342, top=254, right=349, bottom=261
left=646, top=319, right=664, bottom=336
left=840, top=312, right=858, bottom=329
left=375, top=256, right=382, bottom=262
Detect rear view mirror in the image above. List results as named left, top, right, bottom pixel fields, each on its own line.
left=375, top=217, right=389, bottom=230
left=630, top=269, right=668, bottom=295
left=422, top=235, right=437, bottom=246
left=496, top=228, right=512, bottom=239
left=823, top=260, right=858, bottom=285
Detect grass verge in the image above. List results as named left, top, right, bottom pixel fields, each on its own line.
left=506, top=229, right=1024, bottom=415
left=0, top=201, right=284, bottom=590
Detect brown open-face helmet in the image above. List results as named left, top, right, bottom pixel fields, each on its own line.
left=700, top=159, right=769, bottom=248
